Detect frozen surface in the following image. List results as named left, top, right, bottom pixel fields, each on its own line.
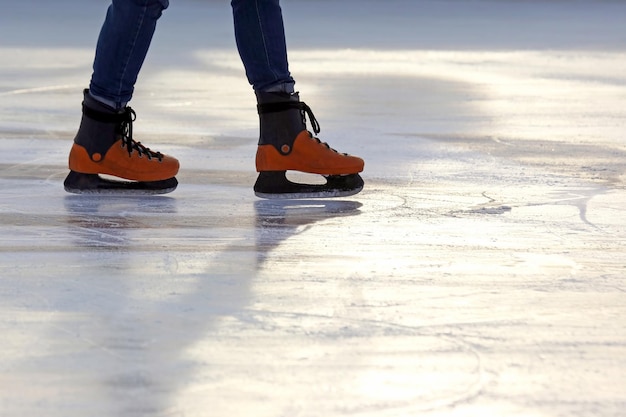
left=1, top=1, right=625, bottom=416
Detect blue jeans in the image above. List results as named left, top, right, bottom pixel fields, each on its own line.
left=90, top=0, right=294, bottom=108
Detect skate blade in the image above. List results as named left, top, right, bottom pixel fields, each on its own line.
left=64, top=171, right=178, bottom=195
left=254, top=171, right=364, bottom=199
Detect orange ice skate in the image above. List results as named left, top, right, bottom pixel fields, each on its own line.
left=64, top=90, right=179, bottom=195
left=253, top=92, right=364, bottom=199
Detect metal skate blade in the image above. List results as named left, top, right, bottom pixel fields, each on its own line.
left=64, top=171, right=178, bottom=195
left=254, top=171, right=364, bottom=199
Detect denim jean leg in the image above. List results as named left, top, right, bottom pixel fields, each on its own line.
left=89, top=0, right=169, bottom=108
left=231, top=0, right=295, bottom=92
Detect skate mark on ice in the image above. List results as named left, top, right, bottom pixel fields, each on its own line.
left=0, top=163, right=67, bottom=187
left=2, top=290, right=55, bottom=362
left=0, top=84, right=81, bottom=97
left=523, top=187, right=608, bottom=230
left=352, top=189, right=408, bottom=213
left=4, top=282, right=123, bottom=364
left=447, top=191, right=511, bottom=217
left=240, top=308, right=494, bottom=414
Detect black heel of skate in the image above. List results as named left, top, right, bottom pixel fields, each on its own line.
left=254, top=171, right=363, bottom=199
left=64, top=171, right=178, bottom=195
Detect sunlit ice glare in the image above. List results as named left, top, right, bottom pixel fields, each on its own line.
left=202, top=48, right=626, bottom=144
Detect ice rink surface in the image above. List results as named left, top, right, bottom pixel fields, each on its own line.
left=1, top=0, right=625, bottom=416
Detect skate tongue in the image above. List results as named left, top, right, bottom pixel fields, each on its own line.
left=257, top=101, right=321, bottom=135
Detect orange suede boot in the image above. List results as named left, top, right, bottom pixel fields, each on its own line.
left=253, top=91, right=364, bottom=198
left=64, top=90, right=179, bottom=194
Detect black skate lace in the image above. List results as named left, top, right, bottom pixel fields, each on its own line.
left=309, top=134, right=345, bottom=155
left=118, top=108, right=163, bottom=162
left=83, top=104, right=164, bottom=162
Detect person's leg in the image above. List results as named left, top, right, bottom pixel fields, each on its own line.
left=231, top=0, right=364, bottom=198
left=90, top=0, right=170, bottom=108
left=231, top=0, right=294, bottom=93
left=65, top=0, right=179, bottom=194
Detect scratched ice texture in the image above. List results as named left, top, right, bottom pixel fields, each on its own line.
left=0, top=1, right=625, bottom=416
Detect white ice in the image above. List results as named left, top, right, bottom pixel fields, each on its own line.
left=1, top=1, right=625, bottom=416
